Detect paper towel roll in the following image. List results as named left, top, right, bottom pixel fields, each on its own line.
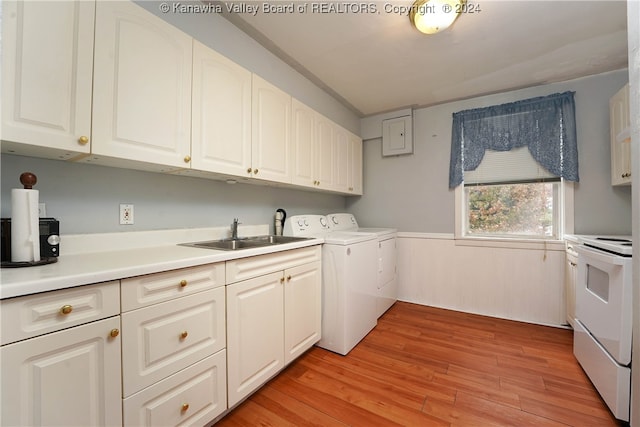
left=11, top=189, right=40, bottom=262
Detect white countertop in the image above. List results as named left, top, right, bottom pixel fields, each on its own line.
left=0, top=226, right=323, bottom=300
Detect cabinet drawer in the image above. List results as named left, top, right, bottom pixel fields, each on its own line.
left=123, top=350, right=227, bottom=427
left=121, top=263, right=225, bottom=312
left=1, top=281, right=120, bottom=345
left=226, top=245, right=321, bottom=284
left=121, top=287, right=226, bottom=396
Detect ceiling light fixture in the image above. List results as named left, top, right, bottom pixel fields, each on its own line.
left=410, top=0, right=466, bottom=35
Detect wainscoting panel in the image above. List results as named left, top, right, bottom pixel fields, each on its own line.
left=397, top=234, right=566, bottom=327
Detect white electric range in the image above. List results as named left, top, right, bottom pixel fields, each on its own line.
left=571, top=234, right=633, bottom=421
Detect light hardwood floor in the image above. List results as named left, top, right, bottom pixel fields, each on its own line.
left=216, top=302, right=623, bottom=426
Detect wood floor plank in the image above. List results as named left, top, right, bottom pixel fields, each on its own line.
left=215, top=302, right=623, bottom=426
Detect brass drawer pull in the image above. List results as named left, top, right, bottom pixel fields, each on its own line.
left=181, top=403, right=189, bottom=412
left=179, top=279, right=188, bottom=288
left=60, top=305, right=73, bottom=315
left=110, top=329, right=120, bottom=338
left=180, top=331, right=188, bottom=340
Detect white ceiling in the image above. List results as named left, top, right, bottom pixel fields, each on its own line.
left=220, top=0, right=628, bottom=117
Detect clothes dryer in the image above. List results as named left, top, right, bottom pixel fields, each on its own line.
left=328, top=213, right=398, bottom=317
left=284, top=215, right=378, bottom=355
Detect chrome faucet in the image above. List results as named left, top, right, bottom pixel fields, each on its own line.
left=231, top=218, right=240, bottom=239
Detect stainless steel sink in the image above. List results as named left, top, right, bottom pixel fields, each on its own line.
left=180, top=235, right=313, bottom=251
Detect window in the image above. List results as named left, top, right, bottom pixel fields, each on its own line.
left=450, top=92, right=578, bottom=241
left=462, top=146, right=560, bottom=239
left=465, top=181, right=559, bottom=238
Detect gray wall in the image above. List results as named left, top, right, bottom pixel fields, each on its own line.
left=348, top=69, right=633, bottom=235
left=0, top=155, right=345, bottom=234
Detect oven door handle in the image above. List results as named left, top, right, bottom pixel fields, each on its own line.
left=575, top=245, right=628, bottom=266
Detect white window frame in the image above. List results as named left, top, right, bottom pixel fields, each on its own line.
left=454, top=180, right=573, bottom=249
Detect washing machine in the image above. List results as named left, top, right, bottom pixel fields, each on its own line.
left=328, top=213, right=398, bottom=318
left=284, top=215, right=378, bottom=355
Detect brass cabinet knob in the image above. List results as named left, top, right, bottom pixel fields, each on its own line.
left=280, top=277, right=285, bottom=284
left=60, top=305, right=73, bottom=315
left=287, top=275, right=292, bottom=282
left=253, top=169, right=258, bottom=174
left=180, top=331, right=188, bottom=340
left=78, top=136, right=89, bottom=145
left=184, top=155, right=191, bottom=163
left=179, top=279, right=188, bottom=287
left=181, top=403, right=189, bottom=412
left=110, top=329, right=120, bottom=338
left=247, top=167, right=252, bottom=174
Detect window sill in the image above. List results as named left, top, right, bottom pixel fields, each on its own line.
left=454, top=237, right=566, bottom=251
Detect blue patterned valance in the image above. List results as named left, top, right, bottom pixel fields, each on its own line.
left=449, top=91, right=579, bottom=188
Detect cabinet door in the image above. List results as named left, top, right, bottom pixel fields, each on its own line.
left=1, top=0, right=93, bottom=158
left=227, top=271, right=284, bottom=407
left=91, top=1, right=192, bottom=169
left=291, top=98, right=316, bottom=187
left=192, top=41, right=252, bottom=176
left=610, top=83, right=631, bottom=186
left=1, top=317, right=122, bottom=427
left=315, top=113, right=335, bottom=190
left=349, top=133, right=364, bottom=195
left=284, top=261, right=322, bottom=364
left=252, top=75, right=292, bottom=183
left=565, top=249, right=578, bottom=328
left=333, top=125, right=351, bottom=193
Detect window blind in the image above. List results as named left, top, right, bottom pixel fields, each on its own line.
left=463, top=146, right=559, bottom=185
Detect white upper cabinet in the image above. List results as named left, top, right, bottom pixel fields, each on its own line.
left=315, top=113, right=335, bottom=190
left=90, top=1, right=192, bottom=169
left=610, top=83, right=631, bottom=186
left=251, top=75, right=292, bottom=184
left=291, top=99, right=316, bottom=187
left=1, top=0, right=363, bottom=195
left=349, top=132, right=364, bottom=195
left=291, top=98, right=363, bottom=194
left=333, top=125, right=351, bottom=193
left=191, top=41, right=252, bottom=176
left=1, top=0, right=94, bottom=159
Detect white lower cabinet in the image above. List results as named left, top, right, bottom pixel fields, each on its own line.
left=0, top=247, right=321, bottom=425
left=226, top=271, right=285, bottom=407
left=226, top=246, right=322, bottom=407
left=1, top=316, right=122, bottom=426
left=284, top=261, right=322, bottom=364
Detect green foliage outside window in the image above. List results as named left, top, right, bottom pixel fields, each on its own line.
left=466, top=183, right=554, bottom=237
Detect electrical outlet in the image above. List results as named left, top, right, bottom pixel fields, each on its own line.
left=38, top=203, right=47, bottom=217
left=119, top=204, right=134, bottom=225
